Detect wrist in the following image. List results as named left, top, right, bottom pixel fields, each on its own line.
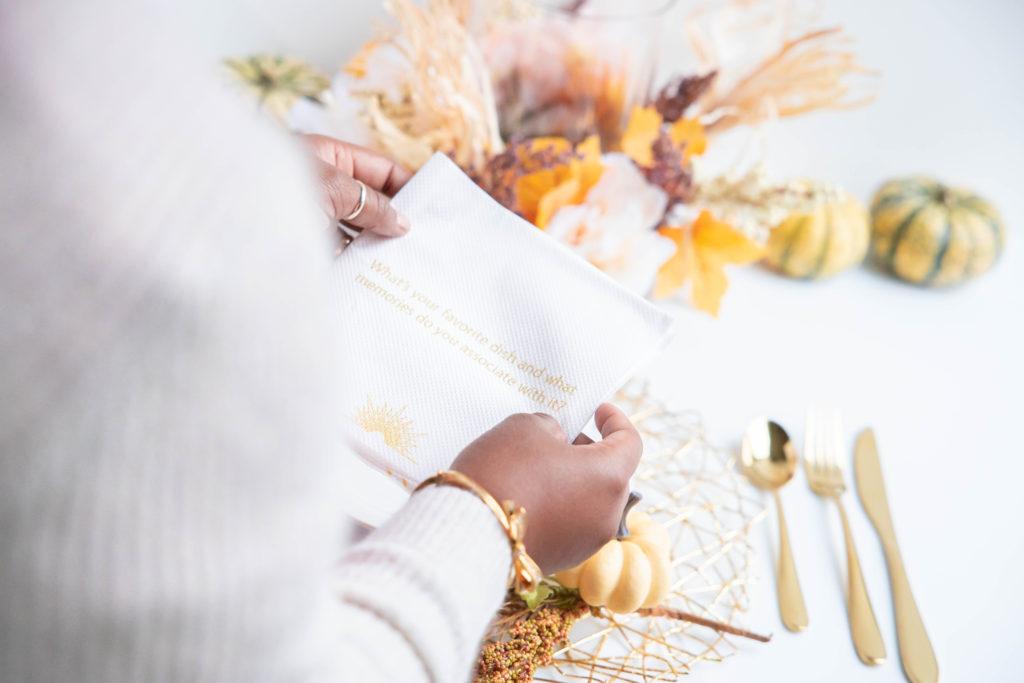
left=415, top=470, right=542, bottom=594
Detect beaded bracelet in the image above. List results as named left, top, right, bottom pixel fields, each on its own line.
left=414, top=470, right=542, bottom=594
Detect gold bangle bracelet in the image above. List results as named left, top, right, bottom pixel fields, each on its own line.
left=414, top=470, right=542, bottom=594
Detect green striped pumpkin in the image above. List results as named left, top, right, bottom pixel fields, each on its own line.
left=870, top=177, right=1004, bottom=286
left=765, top=184, right=869, bottom=279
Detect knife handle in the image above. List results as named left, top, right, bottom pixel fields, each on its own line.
left=773, top=490, right=808, bottom=631
left=836, top=499, right=886, bottom=665
left=882, top=539, right=939, bottom=683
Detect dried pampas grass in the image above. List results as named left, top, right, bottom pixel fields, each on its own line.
left=350, top=0, right=504, bottom=171
left=687, top=0, right=875, bottom=133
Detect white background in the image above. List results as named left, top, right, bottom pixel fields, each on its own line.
left=229, top=1, right=1024, bottom=680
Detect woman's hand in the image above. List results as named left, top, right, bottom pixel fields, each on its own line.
left=451, top=404, right=642, bottom=574
left=304, top=134, right=413, bottom=237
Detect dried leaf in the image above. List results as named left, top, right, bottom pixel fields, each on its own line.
left=695, top=167, right=825, bottom=243
left=654, top=210, right=765, bottom=316
left=522, top=583, right=554, bottom=611
left=224, top=55, right=330, bottom=121
left=652, top=71, right=717, bottom=122
left=644, top=132, right=694, bottom=206
left=620, top=106, right=663, bottom=166
left=525, top=136, right=574, bottom=157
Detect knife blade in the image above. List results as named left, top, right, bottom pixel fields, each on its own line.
left=854, top=428, right=938, bottom=683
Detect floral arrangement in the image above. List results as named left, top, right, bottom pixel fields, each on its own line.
left=231, top=0, right=877, bottom=316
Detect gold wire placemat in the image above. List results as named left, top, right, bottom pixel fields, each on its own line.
left=536, top=382, right=767, bottom=681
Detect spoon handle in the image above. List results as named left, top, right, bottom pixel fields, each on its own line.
left=773, top=490, right=808, bottom=631
left=836, top=498, right=887, bottom=665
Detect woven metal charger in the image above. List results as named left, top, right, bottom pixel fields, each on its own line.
left=536, top=382, right=767, bottom=681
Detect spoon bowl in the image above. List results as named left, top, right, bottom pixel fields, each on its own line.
left=742, top=417, right=798, bottom=490
left=740, top=416, right=807, bottom=632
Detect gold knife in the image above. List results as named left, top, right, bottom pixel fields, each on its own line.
left=854, top=429, right=938, bottom=683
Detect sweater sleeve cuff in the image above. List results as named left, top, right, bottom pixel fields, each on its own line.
left=337, top=485, right=511, bottom=680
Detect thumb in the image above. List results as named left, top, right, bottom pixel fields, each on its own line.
left=317, top=159, right=410, bottom=237
left=581, top=403, right=642, bottom=475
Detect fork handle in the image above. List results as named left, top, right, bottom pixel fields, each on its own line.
left=836, top=499, right=886, bottom=665
left=773, top=490, right=808, bottom=631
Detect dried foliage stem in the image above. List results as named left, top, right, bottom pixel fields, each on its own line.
left=637, top=606, right=771, bottom=642
left=698, top=26, right=874, bottom=133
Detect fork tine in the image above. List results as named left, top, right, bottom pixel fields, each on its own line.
left=816, top=408, right=826, bottom=468
left=806, top=407, right=824, bottom=485
left=803, top=408, right=815, bottom=473
left=831, top=410, right=843, bottom=471
left=821, top=409, right=832, bottom=469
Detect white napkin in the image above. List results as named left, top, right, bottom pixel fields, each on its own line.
left=332, top=153, right=674, bottom=523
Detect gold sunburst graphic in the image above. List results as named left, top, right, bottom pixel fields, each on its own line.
left=354, top=397, right=424, bottom=461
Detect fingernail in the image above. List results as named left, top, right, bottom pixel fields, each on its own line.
left=396, top=211, right=411, bottom=234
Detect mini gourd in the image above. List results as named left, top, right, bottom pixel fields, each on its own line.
left=554, top=494, right=671, bottom=614
left=870, top=176, right=1004, bottom=285
left=765, top=181, right=870, bottom=279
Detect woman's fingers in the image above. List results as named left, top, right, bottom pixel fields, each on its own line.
left=347, top=143, right=413, bottom=196
left=316, top=159, right=410, bottom=237
left=305, top=134, right=412, bottom=195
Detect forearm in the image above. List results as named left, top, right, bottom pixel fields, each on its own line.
left=335, top=485, right=511, bottom=682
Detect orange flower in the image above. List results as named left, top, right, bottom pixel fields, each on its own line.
left=545, top=154, right=673, bottom=295
left=514, top=135, right=604, bottom=228
left=654, top=210, right=764, bottom=316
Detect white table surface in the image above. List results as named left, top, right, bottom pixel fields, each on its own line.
left=252, top=1, right=1024, bottom=679
left=644, top=3, right=1024, bottom=681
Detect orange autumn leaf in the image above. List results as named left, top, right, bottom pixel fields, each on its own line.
left=654, top=210, right=764, bottom=316
left=668, top=118, right=707, bottom=160
left=653, top=225, right=691, bottom=300
left=620, top=106, right=662, bottom=166
left=693, top=211, right=765, bottom=264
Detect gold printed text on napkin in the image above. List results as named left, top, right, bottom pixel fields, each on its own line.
left=333, top=153, right=674, bottom=484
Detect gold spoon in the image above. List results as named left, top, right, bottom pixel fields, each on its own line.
left=742, top=418, right=809, bottom=632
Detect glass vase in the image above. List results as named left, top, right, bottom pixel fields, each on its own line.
left=483, top=0, right=677, bottom=147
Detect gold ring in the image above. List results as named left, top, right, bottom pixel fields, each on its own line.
left=343, top=179, right=367, bottom=222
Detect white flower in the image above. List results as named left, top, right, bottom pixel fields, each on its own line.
left=286, top=42, right=410, bottom=144
left=545, top=154, right=676, bottom=295
left=287, top=72, right=374, bottom=145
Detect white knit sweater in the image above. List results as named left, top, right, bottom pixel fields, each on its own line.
left=0, top=2, right=510, bottom=681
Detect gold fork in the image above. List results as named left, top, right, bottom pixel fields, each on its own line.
left=804, top=409, right=887, bottom=665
